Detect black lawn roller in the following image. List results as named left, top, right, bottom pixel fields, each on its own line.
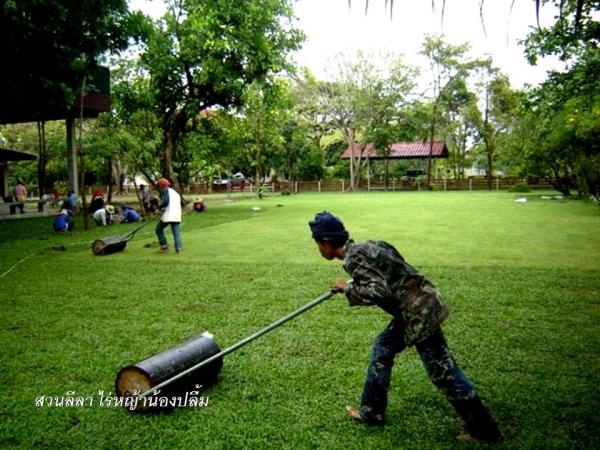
left=92, top=218, right=155, bottom=256
left=115, top=285, right=345, bottom=412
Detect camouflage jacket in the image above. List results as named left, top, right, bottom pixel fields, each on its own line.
left=343, top=240, right=449, bottom=346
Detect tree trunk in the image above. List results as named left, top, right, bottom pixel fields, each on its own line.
left=78, top=164, right=90, bottom=230
left=76, top=77, right=91, bottom=229
left=347, top=130, right=355, bottom=192
left=486, top=141, right=493, bottom=190
left=162, top=131, right=176, bottom=183
left=161, top=109, right=187, bottom=185
left=255, top=159, right=261, bottom=200
left=36, top=121, right=47, bottom=196
left=77, top=131, right=90, bottom=229
left=352, top=152, right=363, bottom=191
left=287, top=150, right=294, bottom=191
left=107, top=158, right=114, bottom=203
left=426, top=102, right=438, bottom=190
left=350, top=141, right=365, bottom=192
left=484, top=85, right=492, bottom=190
left=384, top=154, right=390, bottom=191
left=551, top=165, right=571, bottom=196
left=460, top=125, right=467, bottom=179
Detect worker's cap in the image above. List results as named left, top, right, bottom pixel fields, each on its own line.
left=158, top=178, right=170, bottom=189
left=309, top=211, right=349, bottom=241
left=106, top=205, right=115, bottom=214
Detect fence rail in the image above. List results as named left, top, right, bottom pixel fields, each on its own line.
left=88, top=177, right=552, bottom=197
left=185, top=177, right=552, bottom=195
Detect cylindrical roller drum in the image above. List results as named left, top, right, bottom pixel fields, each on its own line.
left=92, top=236, right=128, bottom=255
left=115, top=332, right=222, bottom=412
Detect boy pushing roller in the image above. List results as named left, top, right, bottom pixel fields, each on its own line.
left=308, top=211, right=501, bottom=442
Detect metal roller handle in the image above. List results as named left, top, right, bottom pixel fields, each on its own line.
left=123, top=216, right=158, bottom=241
left=138, top=281, right=352, bottom=399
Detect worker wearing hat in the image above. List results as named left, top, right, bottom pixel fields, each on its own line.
left=155, top=178, right=183, bottom=253
left=93, top=204, right=115, bottom=226
left=309, top=211, right=500, bottom=442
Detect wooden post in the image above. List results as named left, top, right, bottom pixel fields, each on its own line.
left=392, top=179, right=395, bottom=192
left=469, top=178, right=472, bottom=191
left=318, top=180, right=321, bottom=192
left=341, top=179, right=345, bottom=191
left=444, top=178, right=447, bottom=191
left=496, top=177, right=499, bottom=191
left=0, top=162, right=8, bottom=199
left=295, top=181, right=298, bottom=194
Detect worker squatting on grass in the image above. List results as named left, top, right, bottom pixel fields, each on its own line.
left=309, top=211, right=501, bottom=443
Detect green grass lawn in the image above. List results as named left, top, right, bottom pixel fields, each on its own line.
left=1, top=191, right=599, bottom=449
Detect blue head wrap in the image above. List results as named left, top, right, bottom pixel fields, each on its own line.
left=309, top=211, right=349, bottom=241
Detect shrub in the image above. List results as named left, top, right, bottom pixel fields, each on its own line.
left=508, top=182, right=531, bottom=192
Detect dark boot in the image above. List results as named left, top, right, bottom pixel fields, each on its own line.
left=452, top=396, right=501, bottom=442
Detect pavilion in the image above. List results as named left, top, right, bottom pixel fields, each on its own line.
left=340, top=140, right=449, bottom=180
left=341, top=140, right=449, bottom=160
left=0, top=148, right=36, bottom=200
left=0, top=66, right=111, bottom=195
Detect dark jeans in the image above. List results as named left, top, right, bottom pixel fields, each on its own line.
left=155, top=221, right=182, bottom=251
left=360, top=318, right=476, bottom=417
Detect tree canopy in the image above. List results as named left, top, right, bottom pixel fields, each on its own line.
left=138, top=0, right=304, bottom=182
left=0, top=0, right=147, bottom=121
left=2, top=0, right=598, bottom=200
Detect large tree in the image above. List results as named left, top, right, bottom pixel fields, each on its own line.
left=283, top=72, right=336, bottom=184
left=517, top=0, right=600, bottom=198
left=420, top=35, right=472, bottom=189
left=470, top=66, right=519, bottom=189
left=361, top=57, right=416, bottom=190
left=510, top=59, right=600, bottom=197
left=140, top=0, right=303, bottom=184
left=104, top=57, right=164, bottom=189
left=237, top=80, right=290, bottom=199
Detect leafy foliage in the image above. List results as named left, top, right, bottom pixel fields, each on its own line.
left=139, top=0, right=304, bottom=181
left=517, top=0, right=600, bottom=198
left=524, top=0, right=600, bottom=64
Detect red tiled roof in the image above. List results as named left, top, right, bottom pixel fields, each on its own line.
left=340, top=141, right=448, bottom=159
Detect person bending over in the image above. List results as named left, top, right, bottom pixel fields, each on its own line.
left=308, top=211, right=501, bottom=442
